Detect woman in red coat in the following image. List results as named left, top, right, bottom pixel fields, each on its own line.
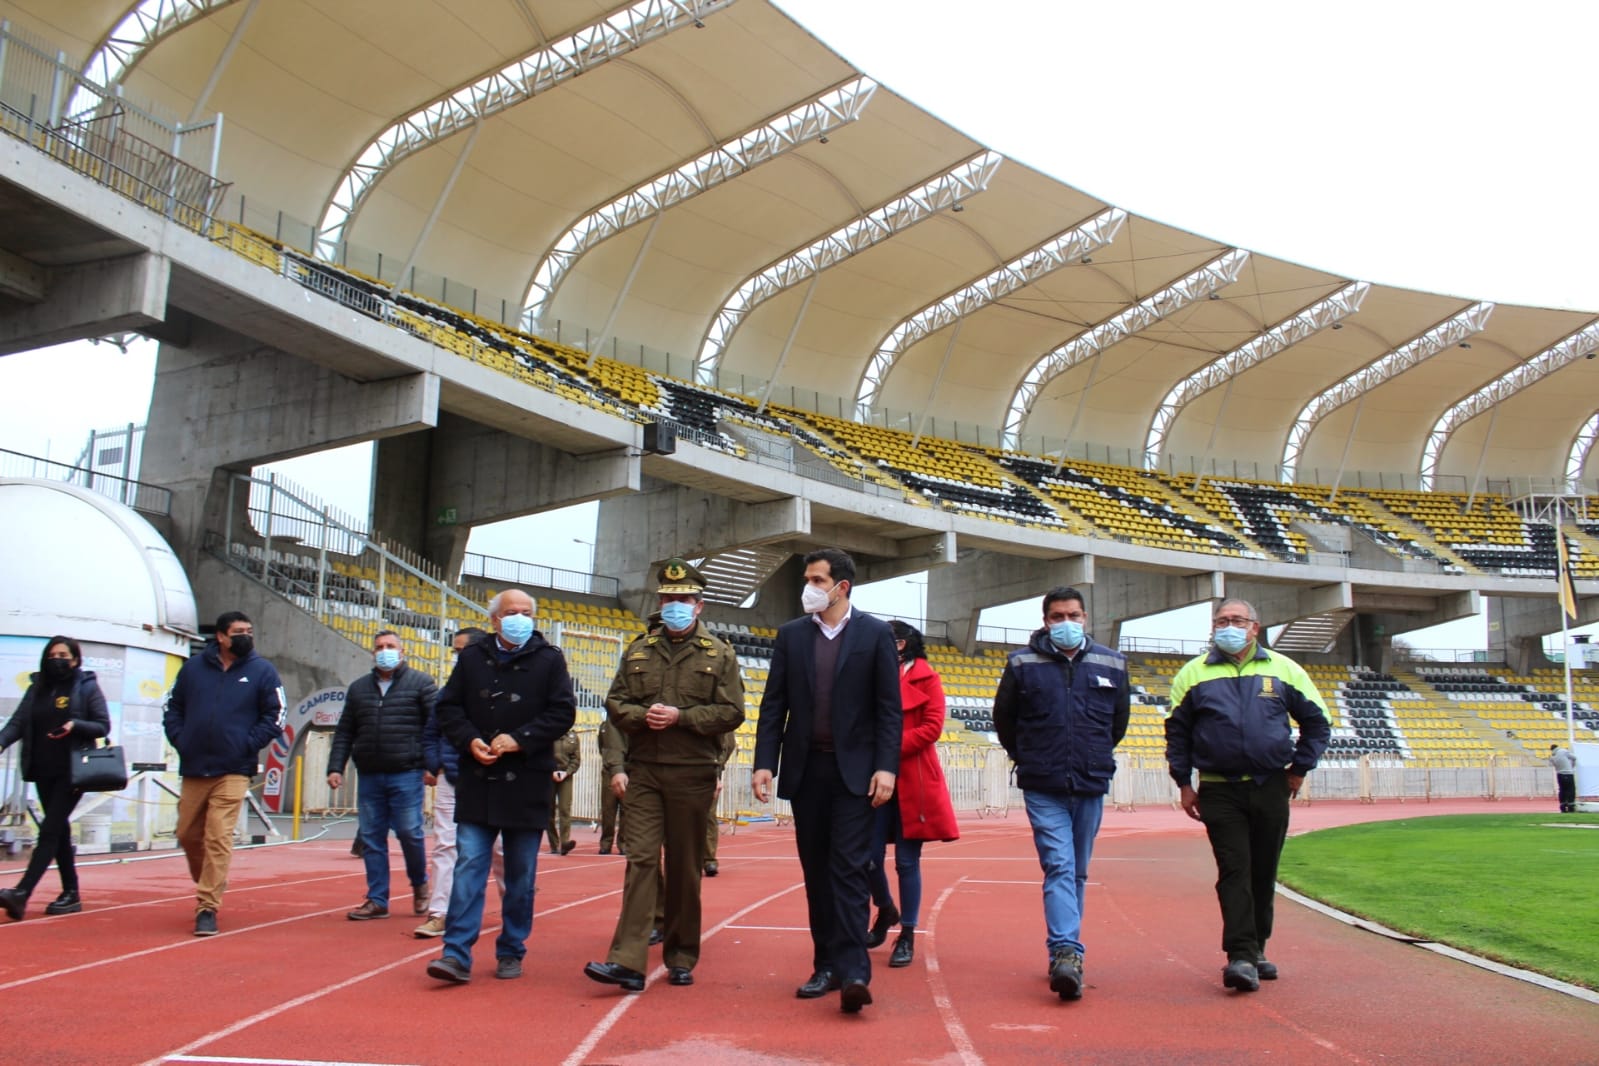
left=866, top=621, right=959, bottom=967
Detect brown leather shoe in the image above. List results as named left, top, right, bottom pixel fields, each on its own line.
left=413, top=883, right=429, bottom=916
left=348, top=900, right=390, bottom=921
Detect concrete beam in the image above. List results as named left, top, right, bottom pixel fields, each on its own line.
left=0, top=247, right=45, bottom=302
left=597, top=483, right=811, bottom=614
left=1092, top=566, right=1224, bottom=648
left=142, top=320, right=441, bottom=566
left=930, top=550, right=1094, bottom=652
left=1220, top=578, right=1350, bottom=628
left=1488, top=592, right=1599, bottom=674
left=1363, top=589, right=1480, bottom=630
left=0, top=253, right=169, bottom=355
left=856, top=532, right=957, bottom=585
left=374, top=412, right=641, bottom=577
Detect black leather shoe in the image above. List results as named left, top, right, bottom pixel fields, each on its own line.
left=584, top=960, right=645, bottom=992
left=598, top=844, right=612, bottom=855
left=561, top=840, right=577, bottom=855
left=889, top=928, right=914, bottom=968
left=795, top=969, right=840, bottom=998
left=649, top=927, right=664, bottom=945
left=44, top=890, right=81, bottom=916
left=703, top=861, right=719, bottom=877
left=667, top=966, right=694, bottom=986
left=840, top=979, right=873, bottom=1013
left=866, top=901, right=900, bottom=948
left=0, top=887, right=26, bottom=921
left=1223, top=958, right=1260, bottom=992
left=1255, top=956, right=1279, bottom=980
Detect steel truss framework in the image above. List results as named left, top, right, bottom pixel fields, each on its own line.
left=1280, top=301, right=1495, bottom=483
left=1418, top=319, right=1599, bottom=489
left=1143, top=280, right=1371, bottom=467
left=315, top=0, right=736, bottom=259
left=523, top=75, right=878, bottom=329
left=693, top=150, right=1002, bottom=385
left=998, top=248, right=1250, bottom=449
left=1569, top=412, right=1599, bottom=490
left=76, top=0, right=241, bottom=112
left=855, top=207, right=1127, bottom=417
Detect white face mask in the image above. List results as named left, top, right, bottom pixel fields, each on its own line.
left=801, top=583, right=833, bottom=614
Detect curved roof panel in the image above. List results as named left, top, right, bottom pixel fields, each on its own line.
left=20, top=0, right=1599, bottom=488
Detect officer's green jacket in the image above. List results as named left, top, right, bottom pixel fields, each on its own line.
left=605, top=619, right=745, bottom=765
left=554, top=728, right=581, bottom=775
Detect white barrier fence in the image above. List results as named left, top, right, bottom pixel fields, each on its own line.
left=541, top=742, right=1559, bottom=838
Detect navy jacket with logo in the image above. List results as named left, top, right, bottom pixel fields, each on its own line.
left=163, top=642, right=285, bottom=778
left=1163, top=643, right=1330, bottom=786
left=993, top=629, right=1130, bottom=794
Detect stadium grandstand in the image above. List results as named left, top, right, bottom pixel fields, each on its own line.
left=1, top=0, right=1596, bottom=834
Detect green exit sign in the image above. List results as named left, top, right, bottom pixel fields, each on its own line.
left=435, top=506, right=458, bottom=526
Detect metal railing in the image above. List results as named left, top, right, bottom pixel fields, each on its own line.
left=0, top=446, right=171, bottom=515
left=461, top=552, right=620, bottom=599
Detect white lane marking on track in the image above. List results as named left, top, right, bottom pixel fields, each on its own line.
left=0, top=872, right=365, bottom=927
left=0, top=905, right=354, bottom=991
left=139, top=887, right=623, bottom=1066
left=170, top=1057, right=418, bottom=1065
left=558, top=881, right=808, bottom=1066
left=923, top=877, right=985, bottom=1066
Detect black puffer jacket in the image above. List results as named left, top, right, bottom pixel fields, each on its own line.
left=328, top=663, right=438, bottom=775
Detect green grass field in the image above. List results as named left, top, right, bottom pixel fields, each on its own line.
left=1278, top=813, right=1599, bottom=989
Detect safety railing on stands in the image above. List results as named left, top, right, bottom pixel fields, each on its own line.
left=208, top=470, right=483, bottom=681
left=0, top=446, right=172, bottom=515
left=461, top=552, right=619, bottom=599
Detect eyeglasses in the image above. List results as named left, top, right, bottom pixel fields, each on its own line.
left=1213, top=615, right=1255, bottom=628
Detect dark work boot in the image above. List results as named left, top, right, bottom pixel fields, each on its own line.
left=44, top=889, right=82, bottom=916
left=0, top=886, right=27, bottom=921
left=889, top=928, right=915, bottom=968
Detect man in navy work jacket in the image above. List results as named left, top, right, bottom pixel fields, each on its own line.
left=1164, top=597, right=1330, bottom=993
left=426, top=589, right=575, bottom=984
left=164, top=610, right=284, bottom=937
left=328, top=629, right=437, bottom=922
left=993, top=585, right=1129, bottom=1002
left=753, top=547, right=902, bottom=1014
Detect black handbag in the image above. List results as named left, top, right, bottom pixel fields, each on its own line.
left=71, top=740, right=129, bottom=792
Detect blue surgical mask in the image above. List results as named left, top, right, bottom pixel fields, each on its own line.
left=1213, top=626, right=1252, bottom=654
left=374, top=648, right=401, bottom=671
left=660, top=601, right=697, bottom=632
left=1049, top=620, right=1084, bottom=649
left=499, top=613, right=534, bottom=647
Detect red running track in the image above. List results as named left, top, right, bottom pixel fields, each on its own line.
left=0, top=797, right=1594, bottom=1065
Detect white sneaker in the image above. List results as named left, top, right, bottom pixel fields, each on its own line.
left=413, top=915, right=446, bottom=938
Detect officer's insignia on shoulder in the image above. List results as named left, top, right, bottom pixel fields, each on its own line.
left=665, top=562, right=687, bottom=582
left=645, top=635, right=660, bottom=646
left=627, top=652, right=649, bottom=661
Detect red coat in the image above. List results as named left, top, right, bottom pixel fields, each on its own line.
left=896, top=658, right=959, bottom=842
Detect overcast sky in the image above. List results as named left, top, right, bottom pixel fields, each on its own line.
left=9, top=0, right=1599, bottom=648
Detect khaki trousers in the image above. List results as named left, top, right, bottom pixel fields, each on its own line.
left=176, top=774, right=249, bottom=913
left=606, top=761, right=715, bottom=972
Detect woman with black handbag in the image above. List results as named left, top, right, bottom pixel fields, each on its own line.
left=0, top=636, right=111, bottom=920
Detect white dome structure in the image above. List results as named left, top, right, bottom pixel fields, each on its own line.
left=0, top=478, right=196, bottom=655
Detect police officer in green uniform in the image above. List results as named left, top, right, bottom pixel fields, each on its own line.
left=584, top=559, right=745, bottom=991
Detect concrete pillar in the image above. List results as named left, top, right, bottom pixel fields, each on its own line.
left=597, top=480, right=809, bottom=617
left=141, top=318, right=440, bottom=567
left=1488, top=596, right=1568, bottom=674
left=928, top=551, right=1094, bottom=653
left=372, top=411, right=640, bottom=579
left=0, top=253, right=171, bottom=356
left=1091, top=566, right=1225, bottom=650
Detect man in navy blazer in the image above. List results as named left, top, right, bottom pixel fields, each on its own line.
left=753, top=548, right=903, bottom=1013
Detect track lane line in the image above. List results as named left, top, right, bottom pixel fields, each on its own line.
left=139, top=886, right=624, bottom=1066
left=923, top=876, right=984, bottom=1066
left=558, top=880, right=808, bottom=1066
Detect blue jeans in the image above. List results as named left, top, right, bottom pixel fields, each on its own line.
left=1023, top=789, right=1104, bottom=958
left=867, top=802, right=925, bottom=926
left=442, top=822, right=540, bottom=970
left=357, top=770, right=428, bottom=909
